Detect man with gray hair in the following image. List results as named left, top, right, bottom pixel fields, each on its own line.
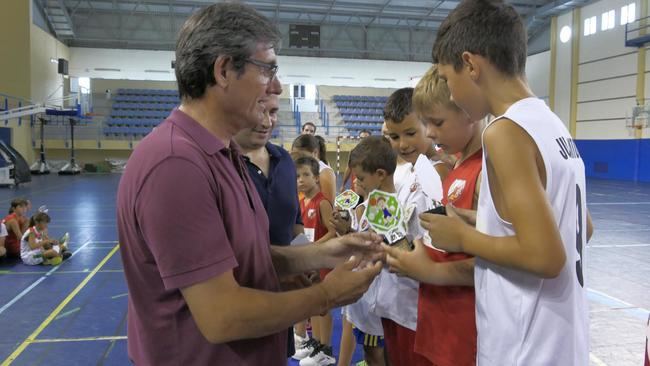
left=117, top=3, right=382, bottom=365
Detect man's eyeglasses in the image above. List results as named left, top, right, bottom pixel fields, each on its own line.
left=245, top=59, right=279, bottom=81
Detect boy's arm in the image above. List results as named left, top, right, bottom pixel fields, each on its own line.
left=420, top=120, right=566, bottom=278
left=8, top=220, right=22, bottom=238
left=315, top=200, right=336, bottom=244
left=383, top=239, right=474, bottom=286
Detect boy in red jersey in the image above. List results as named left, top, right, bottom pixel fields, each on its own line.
left=384, top=65, right=483, bottom=366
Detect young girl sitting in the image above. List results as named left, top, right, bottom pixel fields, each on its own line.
left=20, top=212, right=70, bottom=266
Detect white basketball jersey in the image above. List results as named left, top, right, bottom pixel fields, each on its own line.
left=475, top=98, right=589, bottom=365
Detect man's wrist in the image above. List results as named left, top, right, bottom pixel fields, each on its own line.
left=314, top=283, right=331, bottom=315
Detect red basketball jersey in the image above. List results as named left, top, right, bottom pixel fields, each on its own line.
left=3, top=213, right=22, bottom=256
left=415, top=149, right=482, bottom=366
left=300, top=191, right=329, bottom=242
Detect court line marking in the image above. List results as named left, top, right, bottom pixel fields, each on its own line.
left=54, top=307, right=80, bottom=320
left=30, top=336, right=127, bottom=343
left=587, top=243, right=650, bottom=248
left=590, top=353, right=608, bottom=366
left=0, top=269, right=124, bottom=275
left=595, top=228, right=650, bottom=232
left=111, top=293, right=128, bottom=299
left=0, top=240, right=93, bottom=316
left=587, top=288, right=650, bottom=321
left=0, top=244, right=120, bottom=366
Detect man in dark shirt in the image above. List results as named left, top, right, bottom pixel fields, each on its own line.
left=235, top=94, right=303, bottom=246
left=235, top=94, right=304, bottom=357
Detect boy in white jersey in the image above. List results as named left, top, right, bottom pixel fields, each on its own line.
left=381, top=87, right=445, bottom=365
left=421, top=0, right=594, bottom=365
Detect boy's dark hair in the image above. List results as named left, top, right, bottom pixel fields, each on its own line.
left=292, top=134, right=320, bottom=154
left=295, top=156, right=320, bottom=177
left=9, top=198, right=28, bottom=213
left=29, top=212, right=50, bottom=227
left=314, top=135, right=328, bottom=164
left=432, top=0, right=526, bottom=77
left=175, top=2, right=281, bottom=100
left=349, top=136, right=397, bottom=175
left=383, top=87, right=414, bottom=124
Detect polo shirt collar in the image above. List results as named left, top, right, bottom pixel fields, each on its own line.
left=169, top=108, right=229, bottom=156
left=265, top=142, right=283, bottom=160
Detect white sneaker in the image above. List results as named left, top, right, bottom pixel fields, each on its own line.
left=299, top=344, right=336, bottom=366
left=292, top=337, right=319, bottom=360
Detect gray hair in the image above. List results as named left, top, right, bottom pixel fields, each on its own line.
left=175, top=2, right=281, bottom=100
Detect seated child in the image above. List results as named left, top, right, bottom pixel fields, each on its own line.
left=20, top=212, right=70, bottom=266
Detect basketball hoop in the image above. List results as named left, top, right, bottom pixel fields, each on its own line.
left=627, top=105, right=649, bottom=135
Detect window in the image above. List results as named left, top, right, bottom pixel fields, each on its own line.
left=621, top=3, right=636, bottom=25
left=601, top=10, right=615, bottom=31
left=584, top=16, right=597, bottom=36
left=293, top=84, right=305, bottom=99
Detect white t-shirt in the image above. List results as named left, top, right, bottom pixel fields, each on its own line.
left=475, top=97, right=589, bottom=365
left=370, top=155, right=443, bottom=330
left=318, top=160, right=332, bottom=174
left=342, top=201, right=384, bottom=336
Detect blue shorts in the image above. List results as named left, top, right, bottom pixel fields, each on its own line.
left=353, top=327, right=384, bottom=348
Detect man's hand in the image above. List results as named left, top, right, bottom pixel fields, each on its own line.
left=383, top=238, right=432, bottom=281
left=319, top=232, right=384, bottom=269
left=419, top=204, right=470, bottom=253
left=319, top=256, right=382, bottom=310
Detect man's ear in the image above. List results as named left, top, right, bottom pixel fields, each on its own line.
left=213, top=55, right=231, bottom=88
left=461, top=51, right=480, bottom=81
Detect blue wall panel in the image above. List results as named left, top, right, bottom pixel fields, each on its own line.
left=575, top=139, right=650, bottom=182
left=638, top=139, right=650, bottom=182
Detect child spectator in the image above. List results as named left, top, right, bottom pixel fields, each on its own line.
left=292, top=135, right=337, bottom=203
left=20, top=212, right=69, bottom=266
left=3, top=198, right=29, bottom=257
left=333, top=136, right=398, bottom=366
left=295, top=156, right=337, bottom=366
left=0, top=221, right=7, bottom=258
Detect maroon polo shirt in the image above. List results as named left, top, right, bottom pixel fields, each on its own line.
left=117, top=109, right=286, bottom=365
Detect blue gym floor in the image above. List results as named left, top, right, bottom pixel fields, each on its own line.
left=0, top=174, right=647, bottom=365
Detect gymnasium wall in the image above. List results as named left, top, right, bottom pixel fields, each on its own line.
left=0, top=1, right=32, bottom=162
left=526, top=51, right=551, bottom=102
left=30, top=24, right=69, bottom=106
left=576, top=0, right=640, bottom=139
left=69, top=48, right=432, bottom=89
left=551, top=0, right=650, bottom=182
